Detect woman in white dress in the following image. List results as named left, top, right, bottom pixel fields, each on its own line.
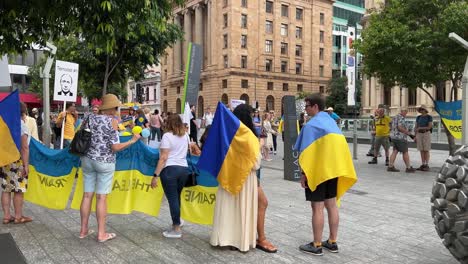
left=210, top=104, right=259, bottom=252
left=261, top=113, right=276, bottom=161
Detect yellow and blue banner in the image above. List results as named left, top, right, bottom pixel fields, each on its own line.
left=0, top=90, right=21, bottom=166
left=25, top=138, right=79, bottom=209
left=294, top=112, right=357, bottom=203
left=198, top=102, right=260, bottom=195
left=434, top=100, right=462, bottom=139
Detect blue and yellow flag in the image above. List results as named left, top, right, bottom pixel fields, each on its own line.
left=435, top=100, right=461, bottom=139
left=0, top=90, right=21, bottom=166
left=294, top=112, right=357, bottom=203
left=25, top=138, right=79, bottom=209
left=198, top=102, right=259, bottom=195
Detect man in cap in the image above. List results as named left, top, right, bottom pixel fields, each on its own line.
left=387, top=108, right=416, bottom=173
left=326, top=107, right=341, bottom=125
left=415, top=105, right=433, bottom=171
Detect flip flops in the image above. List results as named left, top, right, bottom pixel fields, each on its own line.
left=256, top=239, right=278, bottom=253
left=13, top=216, right=32, bottom=224
left=2, top=216, right=15, bottom=224
left=98, top=233, right=117, bottom=243
left=79, top=230, right=95, bottom=239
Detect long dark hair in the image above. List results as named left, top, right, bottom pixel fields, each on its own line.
left=233, top=104, right=256, bottom=136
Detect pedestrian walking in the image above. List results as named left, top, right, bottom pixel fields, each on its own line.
left=368, top=108, right=391, bottom=166
left=366, top=109, right=381, bottom=157
left=415, top=105, right=433, bottom=171
left=387, top=108, right=416, bottom=173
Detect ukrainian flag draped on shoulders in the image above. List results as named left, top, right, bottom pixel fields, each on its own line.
left=197, top=102, right=259, bottom=195
left=0, top=90, right=21, bottom=166
left=294, top=111, right=357, bottom=203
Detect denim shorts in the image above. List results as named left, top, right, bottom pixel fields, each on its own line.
left=81, top=156, right=115, bottom=194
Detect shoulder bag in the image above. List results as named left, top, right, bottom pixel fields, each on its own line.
left=185, top=138, right=199, bottom=187
left=69, top=116, right=92, bottom=156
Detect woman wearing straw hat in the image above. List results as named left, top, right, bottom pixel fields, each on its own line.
left=415, top=105, right=433, bottom=171
left=79, top=94, right=140, bottom=242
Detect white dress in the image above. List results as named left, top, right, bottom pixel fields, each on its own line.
left=210, top=155, right=261, bottom=252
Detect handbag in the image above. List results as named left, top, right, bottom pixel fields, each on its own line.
left=185, top=145, right=199, bottom=188
left=69, top=117, right=92, bottom=156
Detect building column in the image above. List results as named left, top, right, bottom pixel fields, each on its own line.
left=205, top=0, right=212, bottom=66
left=183, top=9, right=192, bottom=68
left=194, top=4, right=204, bottom=68
left=173, top=15, right=182, bottom=75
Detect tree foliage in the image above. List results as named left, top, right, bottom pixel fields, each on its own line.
left=355, top=0, right=468, bottom=94
left=1, top=0, right=185, bottom=96
left=326, top=77, right=362, bottom=117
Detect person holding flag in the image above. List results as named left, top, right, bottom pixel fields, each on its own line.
left=294, top=93, right=357, bottom=256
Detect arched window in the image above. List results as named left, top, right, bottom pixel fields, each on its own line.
left=176, top=98, right=181, bottom=114
left=266, top=95, right=275, bottom=111
left=163, top=100, right=168, bottom=113
left=221, top=93, right=229, bottom=105
left=240, top=93, right=250, bottom=106
left=198, top=96, right=204, bottom=117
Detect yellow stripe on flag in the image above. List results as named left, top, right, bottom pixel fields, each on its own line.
left=441, top=118, right=462, bottom=139
left=217, top=124, right=259, bottom=195
left=24, top=166, right=77, bottom=210
left=71, top=169, right=164, bottom=216
left=181, top=185, right=218, bottom=225
left=0, top=116, right=20, bottom=167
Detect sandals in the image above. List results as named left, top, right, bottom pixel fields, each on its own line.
left=98, top=233, right=117, bottom=243
left=256, top=239, right=278, bottom=253
left=79, top=230, right=95, bottom=239
left=2, top=216, right=15, bottom=224
left=13, top=216, right=33, bottom=224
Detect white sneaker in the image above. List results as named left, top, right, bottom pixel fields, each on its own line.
left=180, top=219, right=185, bottom=227
left=163, top=229, right=182, bottom=238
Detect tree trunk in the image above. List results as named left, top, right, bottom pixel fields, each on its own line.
left=102, top=54, right=110, bottom=96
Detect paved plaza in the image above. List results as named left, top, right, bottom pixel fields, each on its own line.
left=0, top=141, right=460, bottom=264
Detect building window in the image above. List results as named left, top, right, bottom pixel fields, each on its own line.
left=222, top=79, right=228, bottom=88
left=408, top=88, right=417, bottom=105
left=154, top=88, right=157, bottom=101
left=241, top=79, right=249, bottom=88
left=199, top=83, right=203, bottom=91
left=320, top=31, right=324, bottom=43
left=280, top=24, right=288, bottom=36
left=267, top=82, right=274, bottom=90
left=241, top=14, right=248, bottom=28
left=296, top=8, right=303, bottom=20
left=241, top=56, right=248, bottom=69
left=319, top=86, right=325, bottom=93
left=319, top=48, right=324, bottom=60
left=164, top=69, right=167, bottom=79
left=295, top=63, right=302, bottom=74
left=241, top=0, right=247, bottom=8
left=295, top=45, right=302, bottom=57
left=223, top=14, right=228, bottom=28
left=282, top=83, right=289, bottom=91
left=297, top=84, right=303, bottom=92
left=223, top=34, right=228, bottom=48
left=320, top=13, right=325, bottom=25
left=281, top=61, right=288, bottom=73
left=266, top=20, right=273, bottom=34
left=265, top=59, right=273, bottom=71
left=266, top=1, right=273, bottom=13
left=296, top=27, right=302, bottom=39
left=281, top=5, right=289, bottom=17
left=319, top=65, right=324, bottom=77
left=265, top=40, right=273, bottom=53
left=281, top=42, right=288, bottom=55
left=177, top=86, right=180, bottom=94
left=164, top=89, right=167, bottom=96
left=241, top=35, right=247, bottom=48
left=224, top=55, right=228, bottom=68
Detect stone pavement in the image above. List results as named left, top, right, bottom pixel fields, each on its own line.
left=0, top=140, right=460, bottom=264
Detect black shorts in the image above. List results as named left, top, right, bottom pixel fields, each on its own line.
left=305, top=178, right=338, bottom=202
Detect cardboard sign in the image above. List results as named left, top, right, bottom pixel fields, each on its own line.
left=230, top=99, right=245, bottom=110
left=53, top=60, right=79, bottom=102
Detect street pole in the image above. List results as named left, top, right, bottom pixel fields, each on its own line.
left=40, top=42, right=57, bottom=148
left=448, top=33, right=468, bottom=145
left=353, top=60, right=358, bottom=160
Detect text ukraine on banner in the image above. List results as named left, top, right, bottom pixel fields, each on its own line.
left=435, top=100, right=462, bottom=139
left=198, top=102, right=259, bottom=195
left=70, top=137, right=165, bottom=216
left=25, top=138, right=79, bottom=210
left=294, top=112, right=357, bottom=203
left=0, top=90, right=21, bottom=166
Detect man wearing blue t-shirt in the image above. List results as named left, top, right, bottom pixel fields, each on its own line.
left=415, top=105, right=433, bottom=171
left=326, top=107, right=341, bottom=126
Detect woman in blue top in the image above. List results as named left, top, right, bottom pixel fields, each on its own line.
left=253, top=110, right=262, bottom=137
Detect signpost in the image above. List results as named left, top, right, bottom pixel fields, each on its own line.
left=40, top=42, right=57, bottom=148
left=181, top=42, right=203, bottom=113
left=283, top=95, right=301, bottom=181
left=53, top=60, right=79, bottom=149
left=347, top=25, right=358, bottom=160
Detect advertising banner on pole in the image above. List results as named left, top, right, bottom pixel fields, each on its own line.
left=53, top=60, right=79, bottom=102
left=347, top=26, right=356, bottom=106
left=182, top=43, right=203, bottom=113
left=283, top=96, right=301, bottom=182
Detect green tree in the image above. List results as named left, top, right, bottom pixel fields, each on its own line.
left=1, top=0, right=185, bottom=96
left=355, top=0, right=468, bottom=154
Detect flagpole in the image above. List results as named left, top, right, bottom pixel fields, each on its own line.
left=60, top=101, right=66, bottom=149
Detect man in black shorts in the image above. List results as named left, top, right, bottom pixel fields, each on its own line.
left=298, top=94, right=340, bottom=256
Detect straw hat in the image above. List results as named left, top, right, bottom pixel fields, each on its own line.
left=99, top=94, right=122, bottom=110
left=417, top=105, right=428, bottom=113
